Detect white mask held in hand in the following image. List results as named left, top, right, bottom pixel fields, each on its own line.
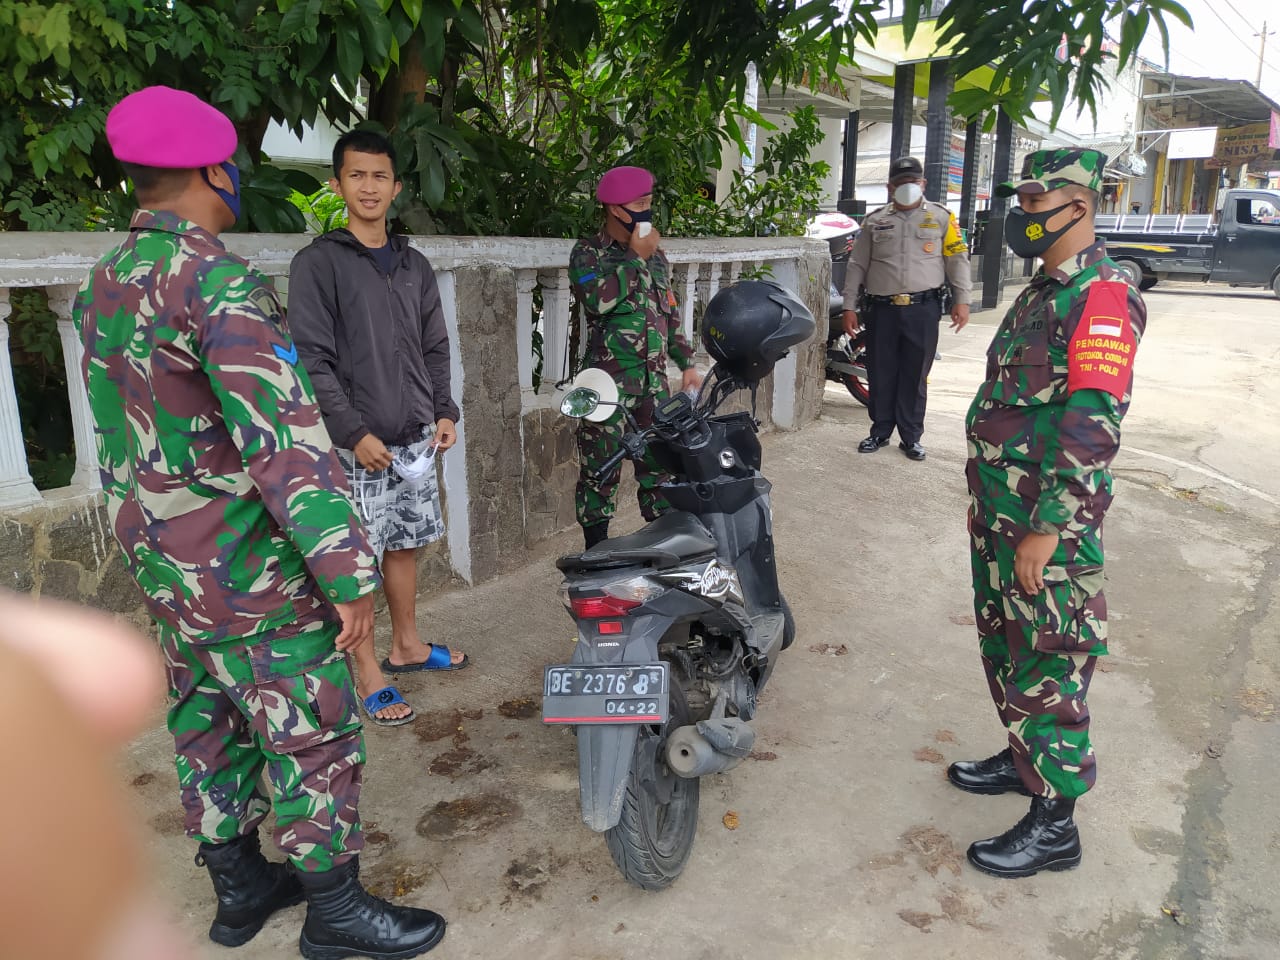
left=392, top=445, right=437, bottom=485
left=894, top=182, right=923, bottom=207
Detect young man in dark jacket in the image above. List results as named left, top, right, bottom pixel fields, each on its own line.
left=289, top=131, right=468, bottom=727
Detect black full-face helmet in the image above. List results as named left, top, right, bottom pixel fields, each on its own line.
left=701, top=280, right=817, bottom=383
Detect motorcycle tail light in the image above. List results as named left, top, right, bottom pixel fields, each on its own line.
left=570, top=594, right=642, bottom=618
left=603, top=576, right=666, bottom=603
left=566, top=576, right=666, bottom=618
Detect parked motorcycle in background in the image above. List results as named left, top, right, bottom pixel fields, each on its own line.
left=544, top=280, right=816, bottom=890
left=807, top=211, right=868, bottom=406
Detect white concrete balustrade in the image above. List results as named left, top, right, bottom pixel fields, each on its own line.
left=0, top=232, right=829, bottom=583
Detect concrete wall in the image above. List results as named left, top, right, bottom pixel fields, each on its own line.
left=0, top=234, right=830, bottom=617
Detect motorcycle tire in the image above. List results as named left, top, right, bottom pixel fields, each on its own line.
left=828, top=332, right=870, bottom=407
left=780, top=594, right=796, bottom=650
left=605, top=675, right=699, bottom=890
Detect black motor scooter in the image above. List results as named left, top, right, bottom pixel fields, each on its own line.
left=543, top=281, right=815, bottom=890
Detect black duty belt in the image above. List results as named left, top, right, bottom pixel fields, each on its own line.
left=865, top=288, right=945, bottom=307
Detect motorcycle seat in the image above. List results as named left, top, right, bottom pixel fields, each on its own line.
left=557, top=511, right=717, bottom=572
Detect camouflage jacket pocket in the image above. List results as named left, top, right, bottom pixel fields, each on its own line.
left=247, top=624, right=359, bottom=753
left=989, top=310, right=1054, bottom=403
left=1028, top=567, right=1108, bottom=656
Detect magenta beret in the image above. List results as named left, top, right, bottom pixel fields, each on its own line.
left=596, top=165, right=655, bottom=204
left=106, top=86, right=238, bottom=168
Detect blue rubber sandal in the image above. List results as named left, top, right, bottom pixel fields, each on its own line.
left=381, top=644, right=470, bottom=673
left=360, top=686, right=415, bottom=727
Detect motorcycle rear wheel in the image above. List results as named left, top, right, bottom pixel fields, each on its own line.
left=780, top=594, right=796, bottom=650
left=829, top=332, right=869, bottom=407
left=605, top=677, right=699, bottom=890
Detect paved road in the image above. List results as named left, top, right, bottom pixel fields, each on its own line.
left=126, top=281, right=1280, bottom=959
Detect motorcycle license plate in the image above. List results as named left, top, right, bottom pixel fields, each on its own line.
left=541, top=663, right=669, bottom=725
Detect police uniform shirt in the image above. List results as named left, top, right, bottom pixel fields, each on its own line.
left=843, top=201, right=972, bottom=305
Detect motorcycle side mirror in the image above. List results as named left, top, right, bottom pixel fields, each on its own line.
left=560, top=387, right=600, bottom=419
left=560, top=367, right=620, bottom=422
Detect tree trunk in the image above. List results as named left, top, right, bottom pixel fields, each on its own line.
left=239, top=108, right=273, bottom=163
left=370, top=35, right=429, bottom=131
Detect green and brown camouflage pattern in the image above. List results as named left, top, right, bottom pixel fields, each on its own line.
left=997, top=148, right=1108, bottom=197
left=569, top=229, right=695, bottom=396
left=576, top=393, right=671, bottom=527
left=161, top=618, right=365, bottom=871
left=970, top=522, right=1102, bottom=798
left=964, top=238, right=1145, bottom=799
left=965, top=240, right=1145, bottom=541
left=72, top=210, right=381, bottom=645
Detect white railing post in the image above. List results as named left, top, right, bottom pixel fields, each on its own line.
left=728, top=260, right=743, bottom=285
left=47, top=284, right=101, bottom=491
left=769, top=257, right=804, bottom=429
left=697, top=262, right=717, bottom=316
left=537, top=268, right=572, bottom=390
left=0, top=288, right=42, bottom=506
left=514, top=268, right=538, bottom=397
left=680, top=262, right=698, bottom=344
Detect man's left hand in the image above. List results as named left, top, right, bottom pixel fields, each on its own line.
left=680, top=367, right=703, bottom=393
left=950, top=303, right=970, bottom=331
left=434, top=418, right=457, bottom=451
left=1014, top=531, right=1059, bottom=594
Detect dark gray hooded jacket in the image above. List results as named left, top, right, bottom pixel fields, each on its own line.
left=288, top=230, right=460, bottom=449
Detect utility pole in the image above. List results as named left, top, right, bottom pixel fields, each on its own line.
left=1258, top=21, right=1275, bottom=87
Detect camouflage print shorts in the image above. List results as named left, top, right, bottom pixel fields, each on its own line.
left=337, top=427, right=445, bottom=559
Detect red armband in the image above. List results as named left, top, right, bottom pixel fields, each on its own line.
left=1067, top=280, right=1137, bottom=400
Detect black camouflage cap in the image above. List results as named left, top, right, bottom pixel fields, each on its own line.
left=997, top=148, right=1108, bottom=197
left=888, top=156, right=924, bottom=182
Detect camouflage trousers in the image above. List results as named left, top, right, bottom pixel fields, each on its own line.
left=969, top=517, right=1108, bottom=799
left=159, top=617, right=366, bottom=872
left=576, top=391, right=671, bottom=527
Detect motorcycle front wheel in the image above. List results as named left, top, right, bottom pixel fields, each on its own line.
left=605, top=676, right=699, bottom=890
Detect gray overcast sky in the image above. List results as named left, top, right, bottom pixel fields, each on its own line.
left=1137, top=0, right=1280, bottom=104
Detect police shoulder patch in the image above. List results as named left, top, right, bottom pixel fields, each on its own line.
left=1067, top=280, right=1137, bottom=400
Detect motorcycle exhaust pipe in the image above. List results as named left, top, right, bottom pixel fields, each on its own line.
left=666, top=719, right=756, bottom=778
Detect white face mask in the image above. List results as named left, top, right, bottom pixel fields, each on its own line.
left=894, top=182, right=923, bottom=207
left=392, top=445, right=437, bottom=485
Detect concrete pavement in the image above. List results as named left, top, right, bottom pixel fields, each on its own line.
left=124, top=281, right=1280, bottom=960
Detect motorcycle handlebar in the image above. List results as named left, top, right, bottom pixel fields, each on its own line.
left=593, top=422, right=661, bottom=480
left=594, top=447, right=628, bottom=479
left=589, top=382, right=735, bottom=480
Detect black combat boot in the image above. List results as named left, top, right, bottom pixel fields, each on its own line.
left=196, top=832, right=304, bottom=947
left=967, top=796, right=1082, bottom=878
left=947, top=746, right=1033, bottom=796
left=296, top=859, right=446, bottom=960
left=582, top=521, right=609, bottom=549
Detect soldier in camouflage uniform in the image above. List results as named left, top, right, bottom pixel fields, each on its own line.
left=948, top=149, right=1145, bottom=879
left=569, top=165, right=702, bottom=548
left=73, top=87, right=445, bottom=958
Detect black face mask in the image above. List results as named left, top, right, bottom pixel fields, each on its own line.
left=616, top=207, right=653, bottom=233
left=1005, top=200, right=1084, bottom=258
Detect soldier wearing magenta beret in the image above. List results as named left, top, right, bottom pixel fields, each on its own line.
left=72, top=86, right=447, bottom=958
left=568, top=165, right=703, bottom=548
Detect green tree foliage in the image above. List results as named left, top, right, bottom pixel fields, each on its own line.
left=922, top=0, right=1191, bottom=129
left=3, top=0, right=1191, bottom=238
